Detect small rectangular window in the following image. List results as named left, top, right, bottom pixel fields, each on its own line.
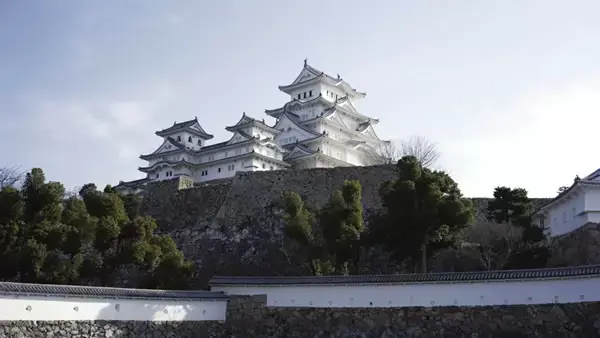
left=262, top=163, right=266, bottom=169
left=309, top=90, right=313, bottom=97
left=218, top=168, right=221, bottom=173
left=303, top=92, right=307, bottom=99
left=297, top=94, right=301, bottom=99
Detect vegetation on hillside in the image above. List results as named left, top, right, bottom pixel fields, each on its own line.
left=282, top=180, right=364, bottom=275
left=0, top=168, right=194, bottom=289
left=282, top=156, right=550, bottom=275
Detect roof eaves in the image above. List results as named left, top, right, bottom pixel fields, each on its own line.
left=210, top=264, right=600, bottom=286
left=0, top=281, right=229, bottom=301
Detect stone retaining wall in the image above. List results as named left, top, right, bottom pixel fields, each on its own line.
left=138, top=166, right=552, bottom=287
left=3, top=296, right=600, bottom=337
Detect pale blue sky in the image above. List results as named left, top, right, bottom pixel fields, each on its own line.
left=1, top=1, right=599, bottom=197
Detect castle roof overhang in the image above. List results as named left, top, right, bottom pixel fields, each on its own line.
left=283, top=143, right=317, bottom=160
left=155, top=117, right=214, bottom=140
left=115, top=178, right=150, bottom=190
left=139, top=137, right=193, bottom=161
left=535, top=176, right=600, bottom=216
left=278, top=62, right=366, bottom=99
left=138, top=159, right=196, bottom=173
left=225, top=113, right=279, bottom=133
left=265, top=95, right=329, bottom=119
left=274, top=112, right=323, bottom=138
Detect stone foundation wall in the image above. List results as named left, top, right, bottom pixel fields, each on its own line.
left=137, top=166, right=553, bottom=287
left=3, top=296, right=600, bottom=337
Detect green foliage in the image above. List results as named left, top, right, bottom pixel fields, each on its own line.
left=0, top=168, right=194, bottom=289
left=487, top=187, right=531, bottom=227
left=487, top=186, right=546, bottom=243
left=282, top=180, right=365, bottom=275
left=372, top=156, right=474, bottom=272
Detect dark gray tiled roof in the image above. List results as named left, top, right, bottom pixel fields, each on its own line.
left=156, top=118, right=213, bottom=139
left=0, top=281, right=228, bottom=301
left=210, top=264, right=600, bottom=286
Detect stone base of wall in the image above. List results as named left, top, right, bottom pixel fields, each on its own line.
left=3, top=296, right=600, bottom=337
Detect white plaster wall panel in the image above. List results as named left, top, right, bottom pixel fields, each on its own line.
left=0, top=296, right=227, bottom=321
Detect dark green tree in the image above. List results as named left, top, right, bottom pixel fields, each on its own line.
left=282, top=180, right=365, bottom=275
left=372, top=156, right=474, bottom=272
left=0, top=168, right=194, bottom=289
left=487, top=186, right=545, bottom=243
left=487, top=187, right=531, bottom=227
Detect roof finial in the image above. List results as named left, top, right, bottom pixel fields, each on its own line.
left=337, top=73, right=340, bottom=79
left=304, top=58, right=308, bottom=66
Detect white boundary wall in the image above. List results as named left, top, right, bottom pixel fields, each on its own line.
left=0, top=296, right=228, bottom=321
left=212, top=276, right=600, bottom=308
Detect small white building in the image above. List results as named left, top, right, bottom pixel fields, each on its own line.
left=534, top=168, right=600, bottom=236
left=116, top=60, right=386, bottom=191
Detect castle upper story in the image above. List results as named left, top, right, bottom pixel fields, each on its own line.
left=115, top=60, right=387, bottom=193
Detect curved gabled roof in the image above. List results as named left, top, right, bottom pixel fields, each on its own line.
left=155, top=117, right=214, bottom=139
left=274, top=111, right=323, bottom=137
left=278, top=60, right=366, bottom=98
left=265, top=94, right=328, bottom=118
left=225, top=112, right=278, bottom=133
left=139, top=137, right=191, bottom=160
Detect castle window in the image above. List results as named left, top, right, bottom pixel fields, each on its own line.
left=156, top=174, right=159, bottom=178
left=262, top=163, right=266, bottom=169
left=218, top=168, right=221, bottom=173
left=297, top=94, right=301, bottom=100
left=198, top=140, right=202, bottom=145
left=177, top=136, right=181, bottom=141
left=303, top=92, right=307, bottom=99
left=228, top=164, right=235, bottom=171
left=188, top=136, right=192, bottom=143
left=270, top=166, right=274, bottom=170
left=309, top=90, right=313, bottom=97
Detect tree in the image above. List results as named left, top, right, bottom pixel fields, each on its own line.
left=0, top=168, right=194, bottom=289
left=399, top=136, right=440, bottom=168
left=282, top=180, right=365, bottom=275
left=465, top=221, right=523, bottom=270
left=487, top=186, right=545, bottom=243
left=370, top=156, right=474, bottom=272
left=363, top=136, right=440, bottom=168
left=0, top=166, right=24, bottom=189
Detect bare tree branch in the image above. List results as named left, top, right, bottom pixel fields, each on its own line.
left=0, top=166, right=24, bottom=189
left=362, top=136, right=440, bottom=168
left=464, top=221, right=523, bottom=271
left=399, top=136, right=440, bottom=168
left=361, top=141, right=400, bottom=165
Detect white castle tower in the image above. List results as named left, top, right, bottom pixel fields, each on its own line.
left=115, top=60, right=386, bottom=193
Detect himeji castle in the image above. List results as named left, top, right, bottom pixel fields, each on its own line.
left=116, top=60, right=386, bottom=192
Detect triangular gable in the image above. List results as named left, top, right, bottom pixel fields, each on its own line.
left=324, top=109, right=349, bottom=128
left=274, top=113, right=321, bottom=138
left=336, top=97, right=358, bottom=113
left=290, top=65, right=322, bottom=85
left=226, top=131, right=252, bottom=145
left=189, top=121, right=206, bottom=133
left=229, top=113, right=255, bottom=128
left=150, top=138, right=183, bottom=155
left=285, top=144, right=315, bottom=160
left=584, top=168, right=600, bottom=181
left=359, top=124, right=380, bottom=140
